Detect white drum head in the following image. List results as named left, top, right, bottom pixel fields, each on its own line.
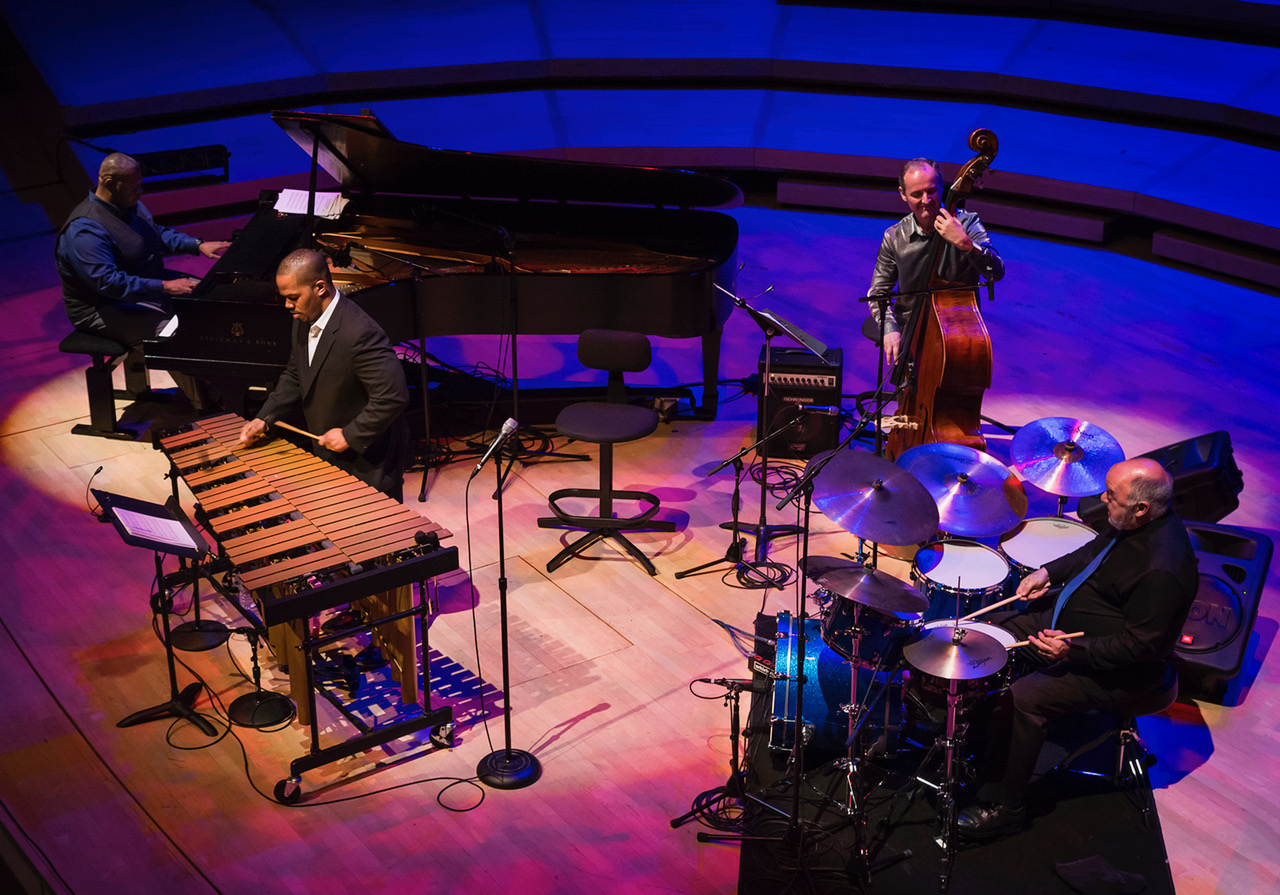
left=1001, top=517, right=1096, bottom=570
left=914, top=541, right=1009, bottom=590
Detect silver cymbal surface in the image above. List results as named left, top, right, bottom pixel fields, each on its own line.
left=1010, top=416, right=1124, bottom=497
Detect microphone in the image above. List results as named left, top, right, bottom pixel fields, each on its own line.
left=470, top=418, right=518, bottom=479
left=695, top=678, right=769, bottom=693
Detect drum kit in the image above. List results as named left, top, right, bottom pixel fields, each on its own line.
left=765, top=416, right=1123, bottom=888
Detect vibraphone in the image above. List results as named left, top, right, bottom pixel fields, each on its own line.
left=156, top=412, right=459, bottom=800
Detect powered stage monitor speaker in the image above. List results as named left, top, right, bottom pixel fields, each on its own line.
left=1175, top=521, right=1272, bottom=698
left=1079, top=430, right=1244, bottom=528
left=758, top=346, right=842, bottom=460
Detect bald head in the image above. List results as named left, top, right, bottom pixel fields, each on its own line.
left=95, top=153, right=143, bottom=208
left=1102, top=457, right=1173, bottom=530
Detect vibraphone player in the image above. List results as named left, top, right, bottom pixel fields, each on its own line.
left=239, top=248, right=411, bottom=500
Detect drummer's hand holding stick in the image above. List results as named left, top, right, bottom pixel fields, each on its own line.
left=1014, top=630, right=1084, bottom=660
left=959, top=567, right=1052, bottom=621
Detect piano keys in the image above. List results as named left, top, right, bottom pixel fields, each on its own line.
left=145, top=110, right=740, bottom=417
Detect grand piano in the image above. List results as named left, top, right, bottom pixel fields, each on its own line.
left=145, top=110, right=741, bottom=418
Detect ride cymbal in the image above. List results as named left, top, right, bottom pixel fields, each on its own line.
left=1010, top=417, right=1124, bottom=497
left=895, top=442, right=1027, bottom=539
left=810, top=450, right=940, bottom=546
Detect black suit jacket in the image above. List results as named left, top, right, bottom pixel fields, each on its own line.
left=1035, top=512, right=1199, bottom=684
left=258, top=296, right=410, bottom=497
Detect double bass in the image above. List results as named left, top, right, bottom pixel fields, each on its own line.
left=886, top=129, right=999, bottom=460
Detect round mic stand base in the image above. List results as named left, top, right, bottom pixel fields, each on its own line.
left=228, top=691, right=294, bottom=729
left=170, top=620, right=230, bottom=652
left=477, top=749, right=543, bottom=790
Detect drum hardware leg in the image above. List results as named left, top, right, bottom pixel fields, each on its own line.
left=935, top=685, right=965, bottom=892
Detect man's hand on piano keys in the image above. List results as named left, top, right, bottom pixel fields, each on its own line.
left=239, top=418, right=268, bottom=445
left=318, top=428, right=350, bottom=453
left=198, top=240, right=231, bottom=260
left=163, top=276, right=200, bottom=295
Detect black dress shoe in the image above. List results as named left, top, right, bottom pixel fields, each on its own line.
left=957, top=802, right=1026, bottom=840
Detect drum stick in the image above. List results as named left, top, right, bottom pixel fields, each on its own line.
left=1007, top=631, right=1084, bottom=650
left=272, top=420, right=322, bottom=441
left=960, top=592, right=1023, bottom=621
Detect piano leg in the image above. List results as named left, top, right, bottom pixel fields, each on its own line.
left=699, top=330, right=722, bottom=419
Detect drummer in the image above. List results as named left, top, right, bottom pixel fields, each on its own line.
left=956, top=458, right=1198, bottom=840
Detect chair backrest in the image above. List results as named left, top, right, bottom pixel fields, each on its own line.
left=578, top=329, right=651, bottom=403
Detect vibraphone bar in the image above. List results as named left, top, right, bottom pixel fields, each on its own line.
left=156, top=413, right=460, bottom=801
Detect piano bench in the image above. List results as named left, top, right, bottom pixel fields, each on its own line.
left=58, top=331, right=147, bottom=440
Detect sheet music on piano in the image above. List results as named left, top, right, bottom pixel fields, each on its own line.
left=273, top=189, right=349, bottom=219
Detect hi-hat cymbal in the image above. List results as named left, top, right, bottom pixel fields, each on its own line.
left=810, top=450, right=941, bottom=546
left=802, top=555, right=929, bottom=616
left=902, top=623, right=1008, bottom=680
left=1010, top=417, right=1124, bottom=497
left=895, top=442, right=1028, bottom=538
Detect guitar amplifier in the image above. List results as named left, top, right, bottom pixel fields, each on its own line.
left=757, top=346, right=843, bottom=460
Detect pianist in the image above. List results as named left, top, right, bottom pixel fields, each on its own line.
left=56, top=153, right=230, bottom=403
left=238, top=249, right=411, bottom=500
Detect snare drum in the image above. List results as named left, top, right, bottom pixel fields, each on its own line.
left=911, top=540, right=1009, bottom=621
left=908, top=619, right=1016, bottom=707
left=999, top=516, right=1096, bottom=588
left=817, top=588, right=920, bottom=670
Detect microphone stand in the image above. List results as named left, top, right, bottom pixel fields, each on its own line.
left=677, top=408, right=809, bottom=585
left=724, top=290, right=835, bottom=565
left=476, top=439, right=542, bottom=790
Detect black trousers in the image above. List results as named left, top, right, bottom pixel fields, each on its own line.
left=974, top=610, right=1170, bottom=807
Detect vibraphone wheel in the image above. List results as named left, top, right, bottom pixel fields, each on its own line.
left=274, top=777, right=302, bottom=805
left=430, top=723, right=455, bottom=749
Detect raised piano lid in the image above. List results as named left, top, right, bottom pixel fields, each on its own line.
left=272, top=110, right=742, bottom=210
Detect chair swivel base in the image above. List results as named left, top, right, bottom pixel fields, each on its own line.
left=538, top=487, right=675, bottom=576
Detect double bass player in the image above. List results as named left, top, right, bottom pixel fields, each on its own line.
left=868, top=157, right=1005, bottom=368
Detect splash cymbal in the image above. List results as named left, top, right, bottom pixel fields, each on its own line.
left=1010, top=417, right=1124, bottom=497
left=810, top=450, right=941, bottom=546
left=895, top=442, right=1027, bottom=538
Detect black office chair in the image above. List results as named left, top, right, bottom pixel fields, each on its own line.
left=537, top=329, right=676, bottom=575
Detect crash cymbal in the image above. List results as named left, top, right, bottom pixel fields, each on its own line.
left=810, top=450, right=941, bottom=546
left=802, top=555, right=929, bottom=616
left=902, top=623, right=1008, bottom=680
left=1010, top=417, right=1124, bottom=497
left=895, top=443, right=1028, bottom=538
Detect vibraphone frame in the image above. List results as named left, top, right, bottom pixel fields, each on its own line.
left=156, top=413, right=459, bottom=802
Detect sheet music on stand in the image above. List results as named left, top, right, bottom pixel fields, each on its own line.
left=93, top=490, right=208, bottom=559
left=752, top=307, right=835, bottom=365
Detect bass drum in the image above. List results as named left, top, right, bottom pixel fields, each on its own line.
left=770, top=612, right=898, bottom=755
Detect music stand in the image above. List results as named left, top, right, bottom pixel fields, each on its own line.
left=726, top=289, right=836, bottom=564
left=95, top=489, right=218, bottom=738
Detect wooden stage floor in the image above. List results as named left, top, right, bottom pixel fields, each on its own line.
left=1, top=205, right=1277, bottom=894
